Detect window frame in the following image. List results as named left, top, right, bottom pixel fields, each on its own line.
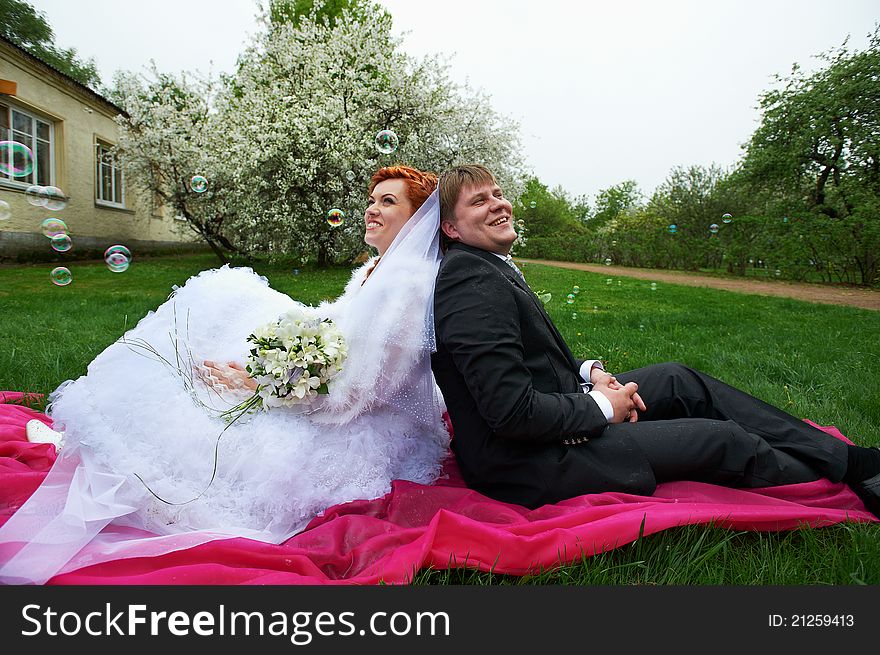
left=94, top=139, right=126, bottom=209
left=0, top=101, right=55, bottom=189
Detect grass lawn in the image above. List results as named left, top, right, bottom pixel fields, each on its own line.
left=1, top=254, right=878, bottom=584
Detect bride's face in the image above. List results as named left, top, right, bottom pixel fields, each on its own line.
left=364, top=178, right=415, bottom=255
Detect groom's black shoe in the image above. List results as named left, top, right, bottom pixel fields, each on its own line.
left=852, top=472, right=880, bottom=520
left=845, top=445, right=880, bottom=519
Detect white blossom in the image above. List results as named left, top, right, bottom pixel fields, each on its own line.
left=236, top=305, right=348, bottom=414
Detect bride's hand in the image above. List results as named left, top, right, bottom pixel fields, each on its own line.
left=199, top=360, right=258, bottom=392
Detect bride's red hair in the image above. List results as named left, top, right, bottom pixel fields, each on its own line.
left=369, top=165, right=438, bottom=209
left=362, top=165, right=438, bottom=284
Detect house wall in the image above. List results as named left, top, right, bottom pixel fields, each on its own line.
left=0, top=43, right=207, bottom=262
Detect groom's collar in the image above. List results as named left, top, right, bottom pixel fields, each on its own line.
left=447, top=241, right=510, bottom=261
left=447, top=241, right=525, bottom=286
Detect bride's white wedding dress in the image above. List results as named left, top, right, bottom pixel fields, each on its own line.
left=0, top=192, right=449, bottom=584
left=51, top=262, right=449, bottom=535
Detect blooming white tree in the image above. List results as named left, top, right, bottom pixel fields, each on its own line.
left=113, top=1, right=525, bottom=265
left=110, top=68, right=240, bottom=262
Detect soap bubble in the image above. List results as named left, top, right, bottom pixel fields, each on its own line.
left=0, top=140, right=35, bottom=177
left=190, top=175, right=208, bottom=193
left=25, top=185, right=47, bottom=206
left=326, top=208, right=345, bottom=227
left=375, top=130, right=399, bottom=154
left=650, top=282, right=657, bottom=291
left=104, top=245, right=132, bottom=273
left=50, top=234, right=72, bottom=252
left=566, top=294, right=575, bottom=304
left=529, top=201, right=536, bottom=209
left=345, top=170, right=355, bottom=181
left=667, top=224, right=677, bottom=234
left=50, top=266, right=72, bottom=286
left=42, top=186, right=67, bottom=211
left=40, top=218, right=68, bottom=238
left=572, top=286, right=580, bottom=294
left=0, top=200, right=10, bottom=220
left=106, top=255, right=129, bottom=272
left=722, top=213, right=733, bottom=223
left=105, top=245, right=132, bottom=260
left=709, top=224, right=719, bottom=234
left=604, top=258, right=612, bottom=266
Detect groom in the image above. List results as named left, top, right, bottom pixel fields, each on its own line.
left=430, top=164, right=880, bottom=516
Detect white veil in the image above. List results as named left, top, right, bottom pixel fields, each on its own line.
left=0, top=190, right=445, bottom=585
left=313, top=188, right=443, bottom=426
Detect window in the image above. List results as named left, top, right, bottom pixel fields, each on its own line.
left=0, top=102, right=53, bottom=187
left=95, top=140, right=124, bottom=207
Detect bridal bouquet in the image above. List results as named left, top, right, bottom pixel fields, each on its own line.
left=123, top=304, right=348, bottom=505
left=228, top=306, right=348, bottom=418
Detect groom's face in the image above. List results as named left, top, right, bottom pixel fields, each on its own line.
left=443, top=182, right=517, bottom=255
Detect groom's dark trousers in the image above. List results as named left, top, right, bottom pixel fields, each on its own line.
left=431, top=242, right=848, bottom=508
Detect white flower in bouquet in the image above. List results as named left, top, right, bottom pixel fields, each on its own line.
left=224, top=306, right=347, bottom=419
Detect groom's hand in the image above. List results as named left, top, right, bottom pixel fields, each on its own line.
left=590, top=367, right=618, bottom=386
left=594, top=378, right=644, bottom=423
left=592, top=370, right=647, bottom=422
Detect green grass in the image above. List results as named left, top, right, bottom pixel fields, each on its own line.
left=412, top=521, right=880, bottom=585
left=0, top=254, right=353, bottom=397
left=2, top=255, right=878, bottom=584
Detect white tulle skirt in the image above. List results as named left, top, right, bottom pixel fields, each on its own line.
left=0, top=266, right=449, bottom=584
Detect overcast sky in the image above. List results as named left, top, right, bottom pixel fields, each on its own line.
left=26, top=0, right=879, bottom=200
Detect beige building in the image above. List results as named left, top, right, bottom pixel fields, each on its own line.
left=0, top=36, right=205, bottom=262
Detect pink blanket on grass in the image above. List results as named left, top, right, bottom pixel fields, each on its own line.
left=0, top=391, right=875, bottom=585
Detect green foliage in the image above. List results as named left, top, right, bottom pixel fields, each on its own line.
left=267, top=0, right=382, bottom=28
left=590, top=179, right=642, bottom=226
left=515, top=177, right=592, bottom=260
left=0, top=0, right=101, bottom=90
left=734, top=26, right=880, bottom=285
left=579, top=165, right=742, bottom=271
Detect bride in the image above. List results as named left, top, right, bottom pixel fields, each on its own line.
left=0, top=165, right=451, bottom=584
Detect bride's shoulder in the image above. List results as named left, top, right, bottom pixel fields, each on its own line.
left=354, top=255, right=436, bottom=288
left=345, top=255, right=381, bottom=287
left=353, top=255, right=381, bottom=276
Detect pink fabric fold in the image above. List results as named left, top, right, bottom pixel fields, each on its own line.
left=0, top=392, right=875, bottom=585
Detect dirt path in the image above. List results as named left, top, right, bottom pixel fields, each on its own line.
left=516, top=258, right=880, bottom=311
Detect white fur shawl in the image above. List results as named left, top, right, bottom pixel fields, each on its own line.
left=312, top=255, right=438, bottom=424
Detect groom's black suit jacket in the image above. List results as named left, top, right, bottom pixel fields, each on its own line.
left=431, top=242, right=655, bottom=508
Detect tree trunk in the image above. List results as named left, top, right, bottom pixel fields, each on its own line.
left=204, top=237, right=230, bottom=265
